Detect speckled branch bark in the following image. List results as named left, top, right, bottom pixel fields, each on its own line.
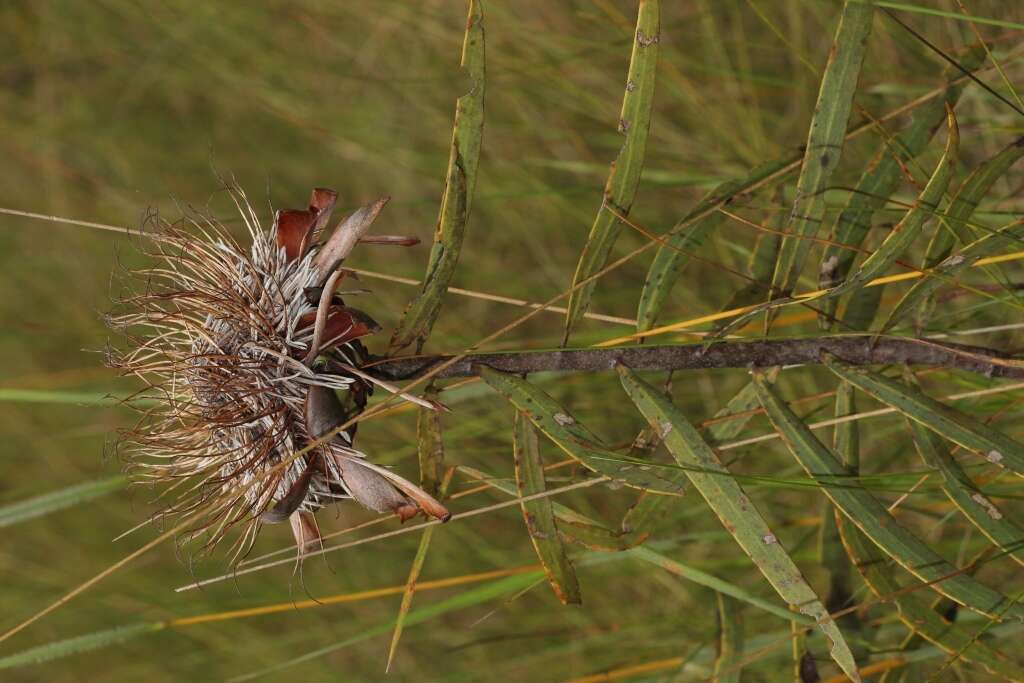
left=363, top=337, right=1024, bottom=381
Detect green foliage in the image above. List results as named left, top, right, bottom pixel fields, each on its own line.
left=4, top=2, right=1024, bottom=682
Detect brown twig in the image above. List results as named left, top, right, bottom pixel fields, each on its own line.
left=364, top=336, right=1024, bottom=381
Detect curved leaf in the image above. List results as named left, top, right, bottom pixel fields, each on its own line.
left=389, top=0, right=485, bottom=352
left=565, top=0, right=660, bottom=341
left=817, top=44, right=984, bottom=327
left=768, top=0, right=874, bottom=327
left=513, top=411, right=581, bottom=604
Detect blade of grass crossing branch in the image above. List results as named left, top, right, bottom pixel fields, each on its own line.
left=565, top=0, right=659, bottom=342
left=513, top=412, right=582, bottom=604
left=618, top=365, right=861, bottom=682
left=752, top=371, right=1024, bottom=623
left=478, top=367, right=686, bottom=495
left=767, top=0, right=874, bottom=330
left=388, top=0, right=484, bottom=353
left=0, top=476, right=128, bottom=528
left=818, top=45, right=984, bottom=328
left=824, top=354, right=1024, bottom=477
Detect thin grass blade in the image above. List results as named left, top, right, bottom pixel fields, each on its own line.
left=388, top=0, right=485, bottom=352
left=565, top=0, right=660, bottom=341
left=618, top=365, right=860, bottom=681
left=753, top=371, right=1024, bottom=622
left=0, top=476, right=128, bottom=528
left=0, top=622, right=165, bottom=670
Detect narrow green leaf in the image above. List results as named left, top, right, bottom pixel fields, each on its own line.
left=839, top=518, right=1023, bottom=679
left=818, top=46, right=983, bottom=327
left=513, top=411, right=581, bottom=604
left=0, top=622, right=165, bottom=670
left=830, top=110, right=958, bottom=295
left=724, top=110, right=959, bottom=334
left=768, top=0, right=874, bottom=326
left=925, top=137, right=1024, bottom=265
left=880, top=136, right=1024, bottom=333
left=388, top=0, right=484, bottom=352
left=713, top=593, right=744, bottom=683
left=753, top=372, right=1024, bottom=622
left=0, top=476, right=128, bottom=528
left=902, top=372, right=1024, bottom=568
left=622, top=375, right=771, bottom=536
left=478, top=367, right=686, bottom=495
left=636, top=213, right=721, bottom=334
left=619, top=366, right=860, bottom=682
left=565, top=0, right=660, bottom=341
left=824, top=354, right=1024, bottom=478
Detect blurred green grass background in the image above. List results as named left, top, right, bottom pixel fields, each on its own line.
left=2, top=2, right=1024, bottom=681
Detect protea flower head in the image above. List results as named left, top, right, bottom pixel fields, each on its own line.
left=107, top=186, right=450, bottom=562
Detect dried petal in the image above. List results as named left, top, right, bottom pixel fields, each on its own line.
left=313, top=197, right=390, bottom=282
left=289, top=511, right=321, bottom=554
left=274, top=209, right=318, bottom=262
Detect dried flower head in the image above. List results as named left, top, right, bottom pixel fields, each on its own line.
left=108, top=187, right=449, bottom=562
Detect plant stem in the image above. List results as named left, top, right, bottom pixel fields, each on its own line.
left=363, top=336, right=1024, bottom=381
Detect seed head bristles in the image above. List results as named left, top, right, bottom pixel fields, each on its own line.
left=108, top=186, right=449, bottom=563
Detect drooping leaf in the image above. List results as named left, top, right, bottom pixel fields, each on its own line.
left=619, top=366, right=860, bottom=682
left=767, top=0, right=875, bottom=328
left=389, top=0, right=485, bottom=352
left=565, top=0, right=660, bottom=341
left=824, top=354, right=1024, bottom=477
left=753, top=372, right=1024, bottom=622
left=512, top=412, right=581, bottom=604
left=478, top=367, right=686, bottom=495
